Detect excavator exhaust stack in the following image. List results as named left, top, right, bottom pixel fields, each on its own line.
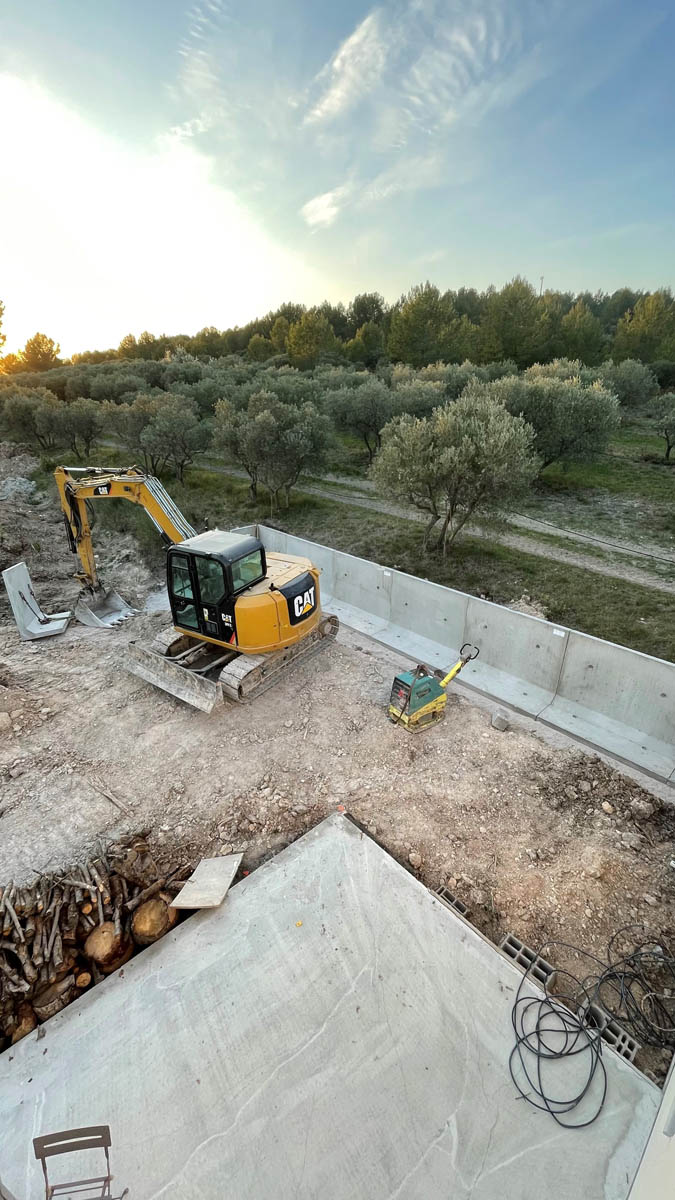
left=75, top=587, right=137, bottom=628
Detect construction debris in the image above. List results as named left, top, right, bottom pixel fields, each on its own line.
left=491, top=708, right=510, bottom=731
left=170, top=854, right=243, bottom=909
left=0, top=837, right=203, bottom=1049
left=2, top=562, right=71, bottom=641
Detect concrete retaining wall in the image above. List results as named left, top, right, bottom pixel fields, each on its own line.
left=253, top=525, right=675, bottom=785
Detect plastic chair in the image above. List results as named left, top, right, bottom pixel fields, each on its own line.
left=32, top=1127, right=128, bottom=1199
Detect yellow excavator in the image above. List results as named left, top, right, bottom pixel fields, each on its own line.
left=55, top=465, right=338, bottom=711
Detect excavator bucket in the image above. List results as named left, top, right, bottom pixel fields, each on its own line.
left=75, top=588, right=137, bottom=628
left=124, top=643, right=224, bottom=713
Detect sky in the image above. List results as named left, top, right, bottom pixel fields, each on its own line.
left=0, top=0, right=674, bottom=356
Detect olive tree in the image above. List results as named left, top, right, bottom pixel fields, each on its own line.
left=326, top=377, right=394, bottom=462
left=213, top=390, right=329, bottom=511
left=60, top=397, right=103, bottom=458
left=596, top=359, right=657, bottom=408
left=212, top=391, right=278, bottom=498
left=652, top=393, right=675, bottom=461
left=391, top=379, right=444, bottom=419
left=372, top=392, right=539, bottom=554
left=2, top=386, right=64, bottom=450
left=489, top=375, right=620, bottom=469
left=249, top=396, right=330, bottom=513
left=140, top=396, right=209, bottom=482
left=106, top=393, right=168, bottom=472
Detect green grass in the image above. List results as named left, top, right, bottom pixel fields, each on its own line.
left=612, top=424, right=665, bottom=458
left=539, top=454, right=674, bottom=502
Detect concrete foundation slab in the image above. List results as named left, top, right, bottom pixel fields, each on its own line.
left=0, top=816, right=659, bottom=1199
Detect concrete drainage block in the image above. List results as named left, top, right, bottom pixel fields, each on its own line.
left=491, top=707, right=510, bottom=731
left=578, top=998, right=640, bottom=1063
left=499, top=933, right=557, bottom=988
left=435, top=886, right=470, bottom=918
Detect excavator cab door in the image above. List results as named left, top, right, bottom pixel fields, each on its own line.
left=167, top=551, right=235, bottom=643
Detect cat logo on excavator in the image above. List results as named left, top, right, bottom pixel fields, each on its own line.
left=294, top=585, right=316, bottom=618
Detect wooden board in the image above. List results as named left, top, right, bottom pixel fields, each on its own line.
left=170, top=855, right=243, bottom=910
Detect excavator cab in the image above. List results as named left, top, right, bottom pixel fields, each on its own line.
left=167, top=532, right=266, bottom=643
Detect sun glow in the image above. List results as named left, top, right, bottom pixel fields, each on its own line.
left=0, top=74, right=321, bottom=357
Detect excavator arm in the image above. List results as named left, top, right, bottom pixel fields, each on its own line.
left=55, top=465, right=196, bottom=591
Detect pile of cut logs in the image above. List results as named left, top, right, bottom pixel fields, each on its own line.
left=0, top=836, right=195, bottom=1048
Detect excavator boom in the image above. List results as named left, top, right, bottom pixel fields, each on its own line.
left=55, top=466, right=196, bottom=625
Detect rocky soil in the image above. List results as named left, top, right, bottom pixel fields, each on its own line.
left=0, top=443, right=673, bottom=1080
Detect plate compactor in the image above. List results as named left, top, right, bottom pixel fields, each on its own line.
left=388, top=644, right=480, bottom=732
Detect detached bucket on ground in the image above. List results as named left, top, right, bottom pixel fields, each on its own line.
left=75, top=587, right=137, bottom=628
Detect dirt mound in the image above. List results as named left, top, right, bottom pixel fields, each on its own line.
left=0, top=442, right=39, bottom=481
left=508, top=592, right=548, bottom=618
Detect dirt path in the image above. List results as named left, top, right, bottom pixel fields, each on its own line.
left=311, top=471, right=675, bottom=564
left=210, top=462, right=675, bottom=595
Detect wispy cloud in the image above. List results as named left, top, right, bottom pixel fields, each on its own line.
left=304, top=11, right=388, bottom=125
left=292, top=0, right=552, bottom=231
left=303, top=1, right=538, bottom=148
left=361, top=153, right=445, bottom=204
left=167, top=0, right=599, bottom=252
left=301, top=184, right=353, bottom=228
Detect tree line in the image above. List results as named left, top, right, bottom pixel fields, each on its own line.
left=1, top=349, right=673, bottom=547
left=2, top=279, right=675, bottom=378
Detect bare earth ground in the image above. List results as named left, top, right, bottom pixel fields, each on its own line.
left=1, top=443, right=674, bottom=1081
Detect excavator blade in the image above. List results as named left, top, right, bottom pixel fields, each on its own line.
left=124, top=643, right=224, bottom=713
left=75, top=588, right=137, bottom=628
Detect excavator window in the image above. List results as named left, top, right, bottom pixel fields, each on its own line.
left=194, top=556, right=226, bottom=606
left=231, top=550, right=264, bottom=592
left=170, top=554, right=199, bottom=631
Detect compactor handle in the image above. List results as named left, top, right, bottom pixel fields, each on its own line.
left=459, top=643, right=480, bottom=663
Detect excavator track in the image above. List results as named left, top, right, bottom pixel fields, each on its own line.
left=125, top=614, right=339, bottom=712
left=218, top=614, right=339, bottom=701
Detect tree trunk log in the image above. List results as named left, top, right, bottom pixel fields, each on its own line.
left=131, top=898, right=174, bottom=946
left=33, top=976, right=75, bottom=1021
left=84, top=922, right=130, bottom=970
left=11, top=1002, right=37, bottom=1043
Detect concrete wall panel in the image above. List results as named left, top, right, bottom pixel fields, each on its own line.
left=331, top=552, right=392, bottom=620
left=462, top=597, right=569, bottom=718
left=540, top=632, right=675, bottom=779
left=389, top=571, right=467, bottom=654
left=552, top=631, right=674, bottom=740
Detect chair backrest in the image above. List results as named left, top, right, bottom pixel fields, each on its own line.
left=33, top=1126, right=111, bottom=1163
